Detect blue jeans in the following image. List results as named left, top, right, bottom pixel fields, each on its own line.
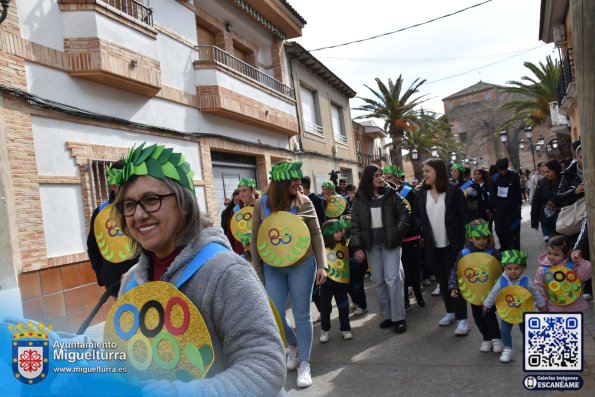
left=500, top=319, right=525, bottom=349
left=264, top=255, right=317, bottom=362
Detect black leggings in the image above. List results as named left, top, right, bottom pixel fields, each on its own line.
left=402, top=240, right=423, bottom=301
left=348, top=258, right=367, bottom=309
left=320, top=278, right=351, bottom=331
left=433, top=246, right=467, bottom=319
left=471, top=304, right=501, bottom=340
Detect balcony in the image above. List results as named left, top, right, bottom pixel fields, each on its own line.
left=195, top=46, right=294, bottom=99
left=357, top=151, right=372, bottom=167
left=102, top=0, right=153, bottom=26
left=304, top=120, right=324, bottom=136
left=334, top=133, right=348, bottom=145
left=195, top=46, right=298, bottom=136
left=557, top=48, right=577, bottom=117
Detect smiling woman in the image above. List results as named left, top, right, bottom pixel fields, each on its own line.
left=108, top=143, right=286, bottom=396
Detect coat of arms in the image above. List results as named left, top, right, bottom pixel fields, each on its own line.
left=8, top=321, right=51, bottom=385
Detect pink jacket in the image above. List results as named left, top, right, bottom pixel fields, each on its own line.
left=534, top=253, right=592, bottom=312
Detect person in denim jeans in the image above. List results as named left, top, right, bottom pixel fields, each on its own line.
left=251, top=161, right=327, bottom=388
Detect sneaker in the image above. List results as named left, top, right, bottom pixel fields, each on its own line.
left=438, top=313, right=455, bottom=326
left=350, top=302, right=359, bottom=311
left=395, top=320, right=407, bottom=334
left=454, top=319, right=469, bottom=336
left=584, top=293, right=593, bottom=301
left=319, top=331, right=329, bottom=343
left=500, top=347, right=513, bottom=363
left=296, top=361, right=312, bottom=388
left=286, top=345, right=299, bottom=370
left=379, top=319, right=395, bottom=328
left=408, top=286, right=414, bottom=296
left=342, top=331, right=353, bottom=340
left=353, top=307, right=368, bottom=316
left=421, top=278, right=432, bottom=287
left=492, top=339, right=504, bottom=353
left=480, top=340, right=493, bottom=352
left=432, top=285, right=441, bottom=296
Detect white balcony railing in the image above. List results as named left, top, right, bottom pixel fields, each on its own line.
left=334, top=133, right=348, bottom=145
left=304, top=120, right=324, bottom=136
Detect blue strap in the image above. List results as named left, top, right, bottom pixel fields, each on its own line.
left=459, top=180, right=474, bottom=191
left=461, top=248, right=471, bottom=257
left=567, top=260, right=575, bottom=270
left=519, top=275, right=529, bottom=288
left=400, top=185, right=412, bottom=198
left=486, top=248, right=495, bottom=255
left=98, top=199, right=109, bottom=212
left=499, top=275, right=508, bottom=288
left=122, top=242, right=229, bottom=293
left=233, top=203, right=241, bottom=213
left=263, top=194, right=297, bottom=217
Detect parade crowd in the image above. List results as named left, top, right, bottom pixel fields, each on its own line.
left=80, top=140, right=591, bottom=396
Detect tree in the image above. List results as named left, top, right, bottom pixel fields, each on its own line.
left=497, top=56, right=571, bottom=161
left=401, top=109, right=460, bottom=181
left=354, top=76, right=426, bottom=168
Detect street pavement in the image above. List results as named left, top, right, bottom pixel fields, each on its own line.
left=285, top=202, right=595, bottom=396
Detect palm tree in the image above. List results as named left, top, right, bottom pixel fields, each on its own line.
left=402, top=109, right=460, bottom=181
left=497, top=55, right=560, bottom=129
left=354, top=76, right=426, bottom=168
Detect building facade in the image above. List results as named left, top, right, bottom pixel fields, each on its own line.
left=352, top=120, right=389, bottom=180
left=0, top=0, right=311, bottom=331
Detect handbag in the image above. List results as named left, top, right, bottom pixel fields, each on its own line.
left=555, top=197, right=586, bottom=236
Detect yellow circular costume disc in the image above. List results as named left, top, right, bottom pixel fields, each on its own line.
left=94, top=203, right=132, bottom=263
left=325, top=195, right=347, bottom=218
left=325, top=243, right=350, bottom=284
left=495, top=285, right=534, bottom=324
left=230, top=206, right=254, bottom=242
left=104, top=281, right=214, bottom=380
left=543, top=265, right=582, bottom=306
left=257, top=211, right=310, bottom=267
left=457, top=253, right=502, bottom=305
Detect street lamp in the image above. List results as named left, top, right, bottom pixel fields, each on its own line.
left=450, top=151, right=457, bottom=161
left=552, top=139, right=559, bottom=149
left=524, top=126, right=537, bottom=170
left=538, top=134, right=545, bottom=146
left=520, top=139, right=525, bottom=150
left=411, top=149, right=418, bottom=160
left=431, top=146, right=438, bottom=157
left=499, top=130, right=507, bottom=143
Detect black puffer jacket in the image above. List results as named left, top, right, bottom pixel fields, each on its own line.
left=530, top=177, right=559, bottom=229
left=350, top=186, right=411, bottom=251
left=553, top=160, right=584, bottom=207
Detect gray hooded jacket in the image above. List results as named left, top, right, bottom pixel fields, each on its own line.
left=120, top=226, right=286, bottom=397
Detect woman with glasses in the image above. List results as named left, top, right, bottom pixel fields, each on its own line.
left=350, top=164, right=411, bottom=333
left=110, top=143, right=286, bottom=396
left=251, top=161, right=327, bottom=388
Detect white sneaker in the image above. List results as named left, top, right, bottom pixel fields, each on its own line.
left=500, top=347, right=513, bottom=363
left=286, top=345, right=299, bottom=370
left=480, top=340, right=493, bottom=352
left=350, top=302, right=358, bottom=311
left=432, top=285, right=441, bottom=296
left=408, top=286, right=414, bottom=296
left=319, top=331, right=329, bottom=343
left=342, top=331, right=353, bottom=340
left=296, top=361, right=312, bottom=388
left=454, top=319, right=469, bottom=336
left=438, top=312, right=455, bottom=326
left=353, top=307, right=368, bottom=316
left=584, top=293, right=593, bottom=301
left=492, top=339, right=504, bottom=353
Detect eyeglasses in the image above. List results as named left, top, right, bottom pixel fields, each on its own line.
left=117, top=193, right=175, bottom=217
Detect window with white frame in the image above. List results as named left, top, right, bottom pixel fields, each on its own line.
left=331, top=103, right=347, bottom=144
left=300, top=85, right=323, bottom=136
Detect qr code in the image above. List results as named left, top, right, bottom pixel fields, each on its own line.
left=524, top=313, right=582, bottom=371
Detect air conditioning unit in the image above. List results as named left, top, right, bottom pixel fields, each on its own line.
left=549, top=101, right=569, bottom=126
left=553, top=24, right=566, bottom=44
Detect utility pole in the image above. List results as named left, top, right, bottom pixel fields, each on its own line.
left=571, top=0, right=595, bottom=291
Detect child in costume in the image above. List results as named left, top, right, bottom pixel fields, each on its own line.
left=534, top=235, right=592, bottom=312
left=319, top=218, right=353, bottom=342
left=449, top=219, right=503, bottom=351
left=483, top=249, right=546, bottom=363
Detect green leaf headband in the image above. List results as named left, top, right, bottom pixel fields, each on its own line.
left=383, top=165, right=405, bottom=178
left=322, top=217, right=351, bottom=236
left=322, top=181, right=335, bottom=189
left=451, top=163, right=465, bottom=172
left=269, top=161, right=303, bottom=182
left=465, top=222, right=492, bottom=239
left=500, top=249, right=528, bottom=268
left=106, top=143, right=195, bottom=195
left=238, top=178, right=256, bottom=188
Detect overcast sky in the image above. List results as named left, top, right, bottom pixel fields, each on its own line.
left=291, top=0, right=556, bottom=118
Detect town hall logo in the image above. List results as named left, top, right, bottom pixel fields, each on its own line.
left=8, top=321, right=51, bottom=385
